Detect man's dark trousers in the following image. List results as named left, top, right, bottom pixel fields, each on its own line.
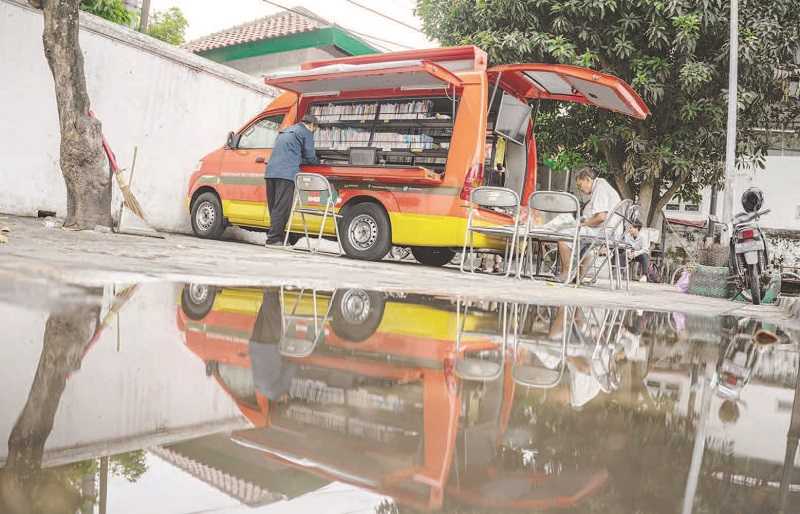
left=265, top=178, right=295, bottom=244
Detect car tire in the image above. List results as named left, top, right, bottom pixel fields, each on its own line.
left=181, top=284, right=217, bottom=320
left=191, top=192, right=225, bottom=239
left=331, top=289, right=386, bottom=342
left=411, top=246, right=456, bottom=267
left=339, top=202, right=392, bottom=261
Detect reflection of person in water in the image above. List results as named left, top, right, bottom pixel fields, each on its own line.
left=249, top=288, right=297, bottom=402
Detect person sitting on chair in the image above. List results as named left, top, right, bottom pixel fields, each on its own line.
left=556, top=166, right=621, bottom=282
left=625, top=221, right=650, bottom=280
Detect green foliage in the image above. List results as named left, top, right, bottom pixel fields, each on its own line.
left=80, top=0, right=132, bottom=25
left=146, top=7, right=189, bottom=46
left=416, top=0, right=800, bottom=225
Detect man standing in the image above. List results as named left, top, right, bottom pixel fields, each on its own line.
left=557, top=167, right=621, bottom=282
left=264, top=114, right=320, bottom=246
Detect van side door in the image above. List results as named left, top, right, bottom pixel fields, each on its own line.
left=220, top=113, right=286, bottom=224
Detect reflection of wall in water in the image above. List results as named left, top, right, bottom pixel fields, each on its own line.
left=0, top=283, right=248, bottom=467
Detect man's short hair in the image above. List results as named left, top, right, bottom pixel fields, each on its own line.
left=301, top=113, right=318, bottom=125
left=574, top=166, right=597, bottom=181
left=632, top=220, right=643, bottom=230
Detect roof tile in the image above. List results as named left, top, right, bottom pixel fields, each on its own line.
left=183, top=8, right=325, bottom=54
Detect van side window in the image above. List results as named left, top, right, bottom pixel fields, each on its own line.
left=237, top=114, right=285, bottom=149
left=308, top=97, right=458, bottom=173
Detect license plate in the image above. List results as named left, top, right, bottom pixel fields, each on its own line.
left=735, top=240, right=763, bottom=253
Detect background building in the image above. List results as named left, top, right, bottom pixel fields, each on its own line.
left=182, top=7, right=379, bottom=76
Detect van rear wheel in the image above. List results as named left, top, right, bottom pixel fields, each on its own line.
left=191, top=192, right=225, bottom=239
left=340, top=203, right=392, bottom=261
left=411, top=247, right=455, bottom=267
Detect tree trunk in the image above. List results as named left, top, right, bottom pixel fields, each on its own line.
left=638, top=179, right=657, bottom=227
left=33, top=0, right=111, bottom=229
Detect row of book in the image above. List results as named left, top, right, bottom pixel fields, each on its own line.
left=310, top=102, right=377, bottom=121
left=310, top=100, right=447, bottom=122
left=289, top=378, right=408, bottom=412
left=315, top=126, right=437, bottom=150
left=286, top=405, right=410, bottom=443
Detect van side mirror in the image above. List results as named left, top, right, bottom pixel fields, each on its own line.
left=226, top=131, right=239, bottom=149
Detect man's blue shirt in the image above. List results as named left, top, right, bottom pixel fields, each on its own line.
left=265, top=123, right=320, bottom=181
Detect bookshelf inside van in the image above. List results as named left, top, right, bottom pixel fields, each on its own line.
left=310, top=97, right=457, bottom=173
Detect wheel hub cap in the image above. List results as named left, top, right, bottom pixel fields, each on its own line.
left=348, top=214, right=378, bottom=251
left=341, top=289, right=370, bottom=323
left=188, top=284, right=209, bottom=304
left=196, top=202, right=216, bottom=231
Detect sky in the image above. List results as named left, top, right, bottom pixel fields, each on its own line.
left=149, top=0, right=436, bottom=50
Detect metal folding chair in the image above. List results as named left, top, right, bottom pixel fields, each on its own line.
left=510, top=304, right=571, bottom=389
left=521, top=191, right=582, bottom=284
left=278, top=287, right=334, bottom=358
left=580, top=199, right=633, bottom=290
left=283, top=172, right=343, bottom=255
left=454, top=299, right=507, bottom=381
left=460, top=187, right=522, bottom=277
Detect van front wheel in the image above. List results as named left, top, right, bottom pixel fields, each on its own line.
left=340, top=203, right=392, bottom=261
left=411, top=246, right=455, bottom=267
left=191, top=192, right=225, bottom=239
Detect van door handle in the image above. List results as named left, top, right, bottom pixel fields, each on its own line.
left=255, top=156, right=265, bottom=163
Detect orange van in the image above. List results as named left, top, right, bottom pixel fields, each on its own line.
left=186, top=45, right=649, bottom=263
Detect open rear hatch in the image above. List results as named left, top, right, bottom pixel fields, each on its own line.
left=488, top=64, right=650, bottom=119
left=264, top=60, right=463, bottom=96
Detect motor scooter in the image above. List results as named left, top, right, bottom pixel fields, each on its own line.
left=729, top=188, right=771, bottom=305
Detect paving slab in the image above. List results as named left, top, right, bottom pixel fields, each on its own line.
left=0, top=215, right=794, bottom=326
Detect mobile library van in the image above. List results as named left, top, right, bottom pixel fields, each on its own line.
left=187, top=46, right=649, bottom=263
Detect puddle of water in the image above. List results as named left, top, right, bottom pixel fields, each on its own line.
left=0, top=281, right=798, bottom=513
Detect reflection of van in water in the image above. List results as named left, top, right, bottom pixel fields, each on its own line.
left=176, top=285, right=608, bottom=511
left=186, top=45, right=649, bottom=262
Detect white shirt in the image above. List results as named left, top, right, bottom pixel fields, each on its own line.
left=582, top=177, right=621, bottom=237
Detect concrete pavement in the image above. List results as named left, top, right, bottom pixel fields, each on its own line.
left=0, top=215, right=795, bottom=326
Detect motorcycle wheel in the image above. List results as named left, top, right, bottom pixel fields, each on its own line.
left=749, top=264, right=761, bottom=305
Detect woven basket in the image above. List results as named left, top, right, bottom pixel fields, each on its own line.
left=697, top=244, right=730, bottom=267
left=688, top=265, right=731, bottom=298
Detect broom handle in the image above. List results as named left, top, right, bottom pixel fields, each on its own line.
left=129, top=146, right=138, bottom=188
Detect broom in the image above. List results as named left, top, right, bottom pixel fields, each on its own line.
left=88, top=111, right=147, bottom=222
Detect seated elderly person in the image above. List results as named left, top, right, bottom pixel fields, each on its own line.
left=557, top=166, right=621, bottom=282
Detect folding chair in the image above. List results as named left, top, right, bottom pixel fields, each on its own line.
left=580, top=199, right=633, bottom=290
left=460, top=187, right=522, bottom=277
left=521, top=191, right=582, bottom=284
left=283, top=172, right=343, bottom=255
left=454, top=299, right=507, bottom=381
left=278, top=287, right=333, bottom=358
left=510, top=304, right=571, bottom=389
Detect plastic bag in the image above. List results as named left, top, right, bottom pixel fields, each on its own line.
left=676, top=270, right=691, bottom=293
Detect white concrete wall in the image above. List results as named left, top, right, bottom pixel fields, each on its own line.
left=0, top=282, right=248, bottom=467
left=224, top=46, right=344, bottom=76
left=0, top=0, right=274, bottom=232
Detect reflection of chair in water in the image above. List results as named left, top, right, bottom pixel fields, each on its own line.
left=510, top=304, right=572, bottom=388
left=454, top=299, right=507, bottom=381
left=278, top=287, right=334, bottom=358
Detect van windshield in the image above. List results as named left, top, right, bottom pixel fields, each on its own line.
left=310, top=96, right=459, bottom=174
